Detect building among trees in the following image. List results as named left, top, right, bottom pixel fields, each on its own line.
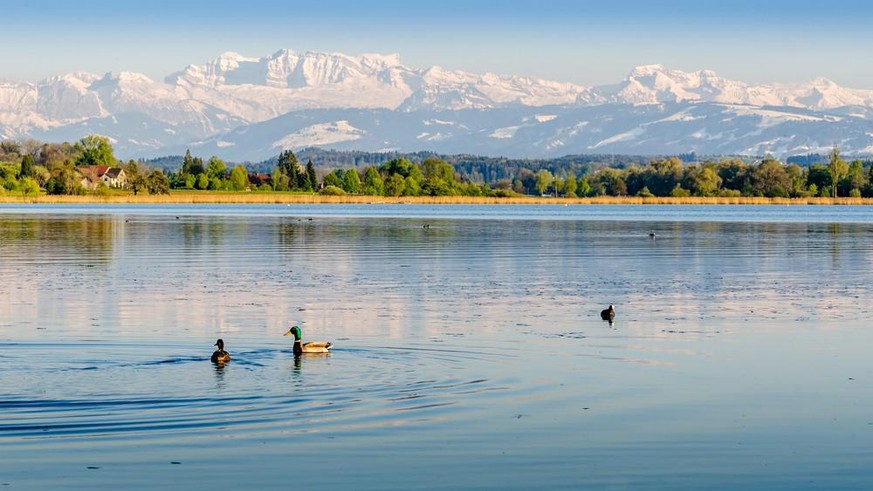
left=77, top=165, right=128, bottom=190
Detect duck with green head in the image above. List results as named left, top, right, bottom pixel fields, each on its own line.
left=211, top=338, right=231, bottom=364
left=283, top=325, right=332, bottom=355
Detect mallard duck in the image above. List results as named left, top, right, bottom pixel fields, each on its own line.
left=283, top=325, right=332, bottom=355
left=600, top=304, right=615, bottom=322
left=211, top=338, right=231, bottom=363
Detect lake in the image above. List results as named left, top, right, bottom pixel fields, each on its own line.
left=1, top=204, right=872, bottom=489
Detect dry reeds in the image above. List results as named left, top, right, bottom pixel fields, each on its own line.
left=2, top=191, right=872, bottom=206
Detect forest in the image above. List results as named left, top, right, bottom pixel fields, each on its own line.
left=2, top=136, right=873, bottom=199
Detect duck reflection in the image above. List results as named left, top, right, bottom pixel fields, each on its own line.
left=212, top=360, right=227, bottom=388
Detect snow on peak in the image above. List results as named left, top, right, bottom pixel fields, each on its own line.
left=272, top=120, right=365, bottom=150
left=168, top=49, right=409, bottom=90
left=359, top=52, right=402, bottom=68
left=104, top=71, right=157, bottom=84
left=218, top=51, right=255, bottom=62
left=590, top=65, right=873, bottom=109
left=628, top=64, right=666, bottom=77
left=6, top=49, right=873, bottom=161
left=810, top=77, right=837, bottom=88
left=41, top=72, right=101, bottom=86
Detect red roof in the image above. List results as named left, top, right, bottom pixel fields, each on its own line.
left=79, top=165, right=112, bottom=177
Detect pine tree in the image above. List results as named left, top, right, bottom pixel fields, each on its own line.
left=306, top=160, right=318, bottom=191
left=181, top=149, right=194, bottom=176
left=191, top=156, right=205, bottom=176
left=277, top=150, right=300, bottom=187
left=19, top=154, right=35, bottom=179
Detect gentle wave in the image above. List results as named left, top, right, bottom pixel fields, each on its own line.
left=0, top=342, right=511, bottom=440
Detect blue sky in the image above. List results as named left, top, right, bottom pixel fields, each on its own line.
left=4, top=0, right=873, bottom=87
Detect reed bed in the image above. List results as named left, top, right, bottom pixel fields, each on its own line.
left=2, top=191, right=872, bottom=206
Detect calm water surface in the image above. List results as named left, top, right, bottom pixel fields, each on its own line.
left=1, top=204, right=872, bottom=489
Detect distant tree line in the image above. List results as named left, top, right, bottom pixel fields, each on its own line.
left=564, top=146, right=872, bottom=198
left=3, top=136, right=873, bottom=198
left=167, top=148, right=503, bottom=197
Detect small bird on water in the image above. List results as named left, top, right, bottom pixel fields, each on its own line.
left=283, top=325, right=332, bottom=356
left=600, top=304, right=615, bottom=322
left=211, top=338, right=231, bottom=364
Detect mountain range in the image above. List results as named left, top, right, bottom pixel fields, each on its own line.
left=2, top=48, right=873, bottom=161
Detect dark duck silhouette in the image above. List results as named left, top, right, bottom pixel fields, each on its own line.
left=284, top=325, right=332, bottom=355
left=600, top=305, right=615, bottom=322
left=211, top=338, right=231, bottom=363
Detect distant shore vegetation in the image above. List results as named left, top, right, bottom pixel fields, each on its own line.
left=2, top=136, right=873, bottom=203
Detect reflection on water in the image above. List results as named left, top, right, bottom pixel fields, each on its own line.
left=0, top=206, right=869, bottom=343
left=1, top=205, right=873, bottom=489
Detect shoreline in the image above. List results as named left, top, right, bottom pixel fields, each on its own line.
left=1, top=192, right=871, bottom=205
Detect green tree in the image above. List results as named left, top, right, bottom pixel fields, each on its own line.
left=270, top=168, right=289, bottom=191
left=786, top=164, right=806, bottom=197
left=342, top=168, right=362, bottom=194
left=180, top=149, right=194, bottom=176
left=381, top=158, right=422, bottom=195
left=807, top=163, right=832, bottom=194
left=306, top=160, right=318, bottom=191
left=362, top=167, right=385, bottom=196
left=403, top=176, right=422, bottom=196
left=828, top=145, right=847, bottom=198
left=322, top=170, right=343, bottom=189
left=19, top=177, right=39, bottom=197
left=576, top=177, right=591, bottom=197
left=670, top=184, right=691, bottom=197
left=385, top=173, right=405, bottom=197
left=19, top=154, right=35, bottom=179
left=229, top=164, right=249, bottom=191
left=146, top=169, right=170, bottom=195
left=277, top=150, right=301, bottom=188
left=31, top=165, right=51, bottom=188
left=622, top=166, right=646, bottom=196
left=841, top=159, right=867, bottom=197
left=751, top=157, right=791, bottom=197
left=191, top=156, right=205, bottom=176
left=683, top=164, right=722, bottom=196
left=74, top=135, right=116, bottom=167
left=126, top=161, right=147, bottom=196
left=319, top=185, right=346, bottom=196
left=1, top=170, right=18, bottom=192
left=381, top=158, right=418, bottom=178
left=592, top=168, right=626, bottom=196
left=637, top=186, right=654, bottom=197
left=206, top=156, right=227, bottom=179
left=717, top=159, right=750, bottom=194
left=562, top=171, right=578, bottom=197
left=643, top=157, right=683, bottom=196
left=421, top=158, right=458, bottom=196
left=46, top=167, right=84, bottom=195
left=535, top=169, right=553, bottom=196
left=603, top=169, right=627, bottom=196
left=196, top=173, right=210, bottom=190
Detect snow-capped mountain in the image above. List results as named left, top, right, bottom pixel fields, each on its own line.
left=589, top=64, right=873, bottom=109
left=2, top=49, right=873, bottom=159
